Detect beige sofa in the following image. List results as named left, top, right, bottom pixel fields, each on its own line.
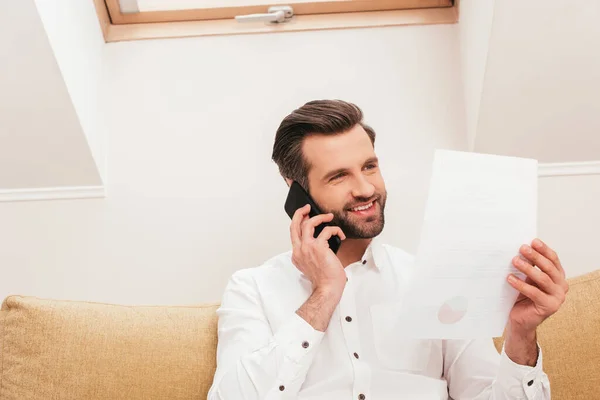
left=1, top=270, right=599, bottom=400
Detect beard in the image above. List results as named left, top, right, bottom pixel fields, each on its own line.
left=324, top=191, right=387, bottom=239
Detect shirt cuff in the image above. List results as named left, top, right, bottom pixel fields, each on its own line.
left=272, top=312, right=325, bottom=383
left=498, top=341, right=547, bottom=399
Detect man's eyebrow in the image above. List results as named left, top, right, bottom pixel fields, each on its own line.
left=322, top=167, right=348, bottom=182
left=322, top=157, right=379, bottom=182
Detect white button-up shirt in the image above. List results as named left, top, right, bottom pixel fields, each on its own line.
left=208, top=240, right=551, bottom=400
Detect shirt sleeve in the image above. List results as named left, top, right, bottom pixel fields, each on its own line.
left=444, top=338, right=551, bottom=400
left=207, top=269, right=324, bottom=400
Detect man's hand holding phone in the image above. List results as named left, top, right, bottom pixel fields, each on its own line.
left=291, top=204, right=347, bottom=331
left=291, top=204, right=347, bottom=293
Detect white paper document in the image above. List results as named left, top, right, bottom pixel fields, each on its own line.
left=394, top=150, right=538, bottom=339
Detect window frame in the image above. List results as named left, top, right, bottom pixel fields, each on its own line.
left=93, top=0, right=458, bottom=42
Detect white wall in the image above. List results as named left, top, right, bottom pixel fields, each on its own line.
left=0, top=25, right=467, bottom=305
left=539, top=174, right=600, bottom=278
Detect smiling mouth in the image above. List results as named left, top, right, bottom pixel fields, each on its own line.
left=348, top=200, right=376, bottom=212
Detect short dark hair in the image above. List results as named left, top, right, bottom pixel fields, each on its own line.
left=271, top=100, right=376, bottom=190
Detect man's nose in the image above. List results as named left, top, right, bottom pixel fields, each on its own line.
left=351, top=176, right=375, bottom=200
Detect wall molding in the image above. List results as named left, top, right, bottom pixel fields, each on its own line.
left=538, top=161, right=600, bottom=177
left=0, top=162, right=598, bottom=201
left=0, top=186, right=105, bottom=203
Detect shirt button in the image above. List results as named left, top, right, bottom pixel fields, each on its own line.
left=353, top=352, right=359, bottom=359
left=279, top=385, right=285, bottom=391
left=345, top=316, right=352, bottom=322
left=358, top=394, right=366, bottom=400
left=362, top=259, right=367, bottom=265
left=527, top=380, right=534, bottom=386
left=302, top=341, right=309, bottom=348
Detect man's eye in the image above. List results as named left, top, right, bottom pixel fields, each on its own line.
left=365, top=164, right=377, bottom=170
left=330, top=173, right=345, bottom=181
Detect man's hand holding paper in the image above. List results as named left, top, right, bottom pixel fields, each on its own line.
left=393, top=150, right=567, bottom=342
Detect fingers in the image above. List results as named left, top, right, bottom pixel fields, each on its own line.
left=519, top=242, right=567, bottom=292
left=290, top=204, right=310, bottom=248
left=531, top=238, right=565, bottom=278
left=317, top=226, right=346, bottom=244
left=508, top=273, right=566, bottom=316
left=290, top=207, right=345, bottom=252
left=508, top=274, right=549, bottom=305
left=301, top=213, right=335, bottom=242
left=512, top=254, right=560, bottom=296
left=510, top=239, right=570, bottom=311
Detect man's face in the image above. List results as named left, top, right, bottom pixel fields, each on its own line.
left=302, top=125, right=387, bottom=239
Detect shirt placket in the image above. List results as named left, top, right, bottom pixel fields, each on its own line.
left=341, top=265, right=372, bottom=400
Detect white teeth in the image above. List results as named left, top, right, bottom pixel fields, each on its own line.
left=351, top=201, right=374, bottom=211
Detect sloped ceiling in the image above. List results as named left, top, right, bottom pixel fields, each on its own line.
left=0, top=0, right=101, bottom=189
left=464, top=0, right=600, bottom=162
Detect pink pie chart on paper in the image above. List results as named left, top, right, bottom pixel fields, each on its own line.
left=438, top=296, right=468, bottom=324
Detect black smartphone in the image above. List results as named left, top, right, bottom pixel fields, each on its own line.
left=284, top=181, right=342, bottom=254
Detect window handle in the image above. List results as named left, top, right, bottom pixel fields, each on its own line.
left=235, top=6, right=294, bottom=24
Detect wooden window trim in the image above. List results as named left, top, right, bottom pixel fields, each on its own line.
left=93, top=0, right=458, bottom=42
left=105, top=0, right=452, bottom=24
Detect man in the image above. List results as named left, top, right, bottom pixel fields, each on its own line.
left=207, top=100, right=568, bottom=399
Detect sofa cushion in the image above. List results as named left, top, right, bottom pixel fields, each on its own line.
left=0, top=296, right=219, bottom=400
left=493, top=269, right=600, bottom=400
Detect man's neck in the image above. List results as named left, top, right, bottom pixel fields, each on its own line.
left=336, top=238, right=372, bottom=268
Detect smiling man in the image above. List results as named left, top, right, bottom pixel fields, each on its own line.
left=207, top=100, right=567, bottom=399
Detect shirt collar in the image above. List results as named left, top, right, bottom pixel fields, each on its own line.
left=361, top=236, right=387, bottom=271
